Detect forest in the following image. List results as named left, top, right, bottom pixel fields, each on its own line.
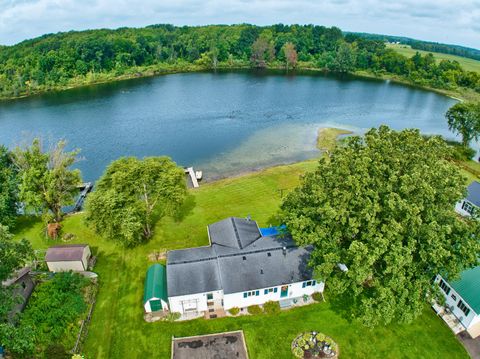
left=0, top=24, right=479, bottom=99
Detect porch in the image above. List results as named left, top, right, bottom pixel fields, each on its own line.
left=432, top=302, right=466, bottom=335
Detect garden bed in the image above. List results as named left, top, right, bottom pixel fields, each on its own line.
left=291, top=332, right=338, bottom=358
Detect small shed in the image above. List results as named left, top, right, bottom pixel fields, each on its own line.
left=144, top=264, right=168, bottom=313
left=46, top=244, right=91, bottom=272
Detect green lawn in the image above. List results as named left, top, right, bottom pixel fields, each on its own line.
left=14, top=160, right=469, bottom=358
left=387, top=43, right=480, bottom=73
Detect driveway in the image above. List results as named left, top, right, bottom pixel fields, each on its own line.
left=458, top=332, right=480, bottom=359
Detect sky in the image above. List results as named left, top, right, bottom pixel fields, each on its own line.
left=0, top=0, right=479, bottom=49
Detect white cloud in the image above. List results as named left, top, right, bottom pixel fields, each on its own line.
left=0, top=0, right=478, bottom=48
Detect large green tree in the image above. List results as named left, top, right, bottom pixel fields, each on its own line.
left=85, top=156, right=186, bottom=246
left=13, top=138, right=82, bottom=222
left=281, top=126, right=480, bottom=326
left=445, top=102, right=480, bottom=147
left=0, top=146, right=18, bottom=228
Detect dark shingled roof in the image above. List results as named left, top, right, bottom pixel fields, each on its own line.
left=208, top=217, right=261, bottom=249
left=45, top=244, right=88, bottom=262
left=466, top=181, right=480, bottom=207
left=167, top=217, right=313, bottom=297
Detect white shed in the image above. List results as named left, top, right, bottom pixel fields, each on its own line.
left=46, top=244, right=91, bottom=272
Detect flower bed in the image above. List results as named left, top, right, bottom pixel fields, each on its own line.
left=291, top=332, right=338, bottom=358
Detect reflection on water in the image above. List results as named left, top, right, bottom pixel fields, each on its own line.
left=0, top=71, right=457, bottom=181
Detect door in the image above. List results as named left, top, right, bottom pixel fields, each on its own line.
left=150, top=299, right=162, bottom=312
left=280, top=285, right=289, bottom=298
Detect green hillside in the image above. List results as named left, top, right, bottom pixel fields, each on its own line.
left=387, top=43, right=480, bottom=73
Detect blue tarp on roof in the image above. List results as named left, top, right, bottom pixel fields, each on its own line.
left=260, top=224, right=287, bottom=237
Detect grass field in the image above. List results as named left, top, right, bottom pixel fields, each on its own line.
left=387, top=43, right=480, bottom=73
left=13, top=159, right=470, bottom=359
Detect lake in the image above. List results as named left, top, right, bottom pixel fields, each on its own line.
left=0, top=70, right=457, bottom=181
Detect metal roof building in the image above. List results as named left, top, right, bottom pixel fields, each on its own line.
left=143, top=264, right=168, bottom=313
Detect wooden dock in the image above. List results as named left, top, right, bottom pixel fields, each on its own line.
left=185, top=167, right=199, bottom=188
left=73, top=182, right=93, bottom=212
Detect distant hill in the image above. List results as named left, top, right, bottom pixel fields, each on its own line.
left=345, top=32, right=480, bottom=61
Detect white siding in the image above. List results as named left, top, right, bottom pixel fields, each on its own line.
left=436, top=275, right=479, bottom=329
left=81, top=246, right=91, bottom=270
left=455, top=200, right=476, bottom=217
left=223, top=281, right=324, bottom=310
left=47, top=260, right=85, bottom=272
left=168, top=290, right=223, bottom=314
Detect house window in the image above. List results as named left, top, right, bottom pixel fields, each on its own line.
left=243, top=290, right=259, bottom=298
left=264, top=288, right=275, bottom=295
left=462, top=201, right=475, bottom=214
left=302, top=280, right=314, bottom=288
left=451, top=294, right=457, bottom=301
left=207, top=293, right=213, bottom=300
left=458, top=300, right=471, bottom=316
left=439, top=279, right=451, bottom=295
left=274, top=288, right=278, bottom=293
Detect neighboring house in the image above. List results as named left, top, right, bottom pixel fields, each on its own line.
left=143, top=264, right=169, bottom=313
left=46, top=244, right=91, bottom=272
left=163, top=217, right=323, bottom=316
left=455, top=181, right=480, bottom=217
left=436, top=270, right=480, bottom=338
left=1, top=267, right=35, bottom=320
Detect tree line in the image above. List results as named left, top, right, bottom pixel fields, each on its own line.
left=0, top=24, right=479, bottom=99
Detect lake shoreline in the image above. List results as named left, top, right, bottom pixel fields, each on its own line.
left=1, top=65, right=477, bottom=103
left=200, top=127, right=353, bottom=185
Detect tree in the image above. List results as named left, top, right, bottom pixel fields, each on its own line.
left=0, top=146, right=18, bottom=228
left=250, top=35, right=275, bottom=68
left=13, top=138, right=82, bottom=222
left=445, top=102, right=480, bottom=147
left=282, top=42, right=298, bottom=70
left=281, top=126, right=480, bottom=326
left=85, top=156, right=186, bottom=246
left=331, top=42, right=356, bottom=73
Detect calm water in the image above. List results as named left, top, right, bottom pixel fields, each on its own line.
left=0, top=70, right=457, bottom=181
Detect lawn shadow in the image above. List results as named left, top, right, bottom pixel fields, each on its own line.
left=14, top=215, right=44, bottom=234
left=173, top=194, right=196, bottom=222
left=327, top=290, right=360, bottom=324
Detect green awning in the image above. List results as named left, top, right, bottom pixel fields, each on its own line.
left=143, top=264, right=168, bottom=307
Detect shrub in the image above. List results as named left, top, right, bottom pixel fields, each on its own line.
left=292, top=346, right=304, bottom=358
left=312, top=292, right=323, bottom=302
left=164, top=312, right=181, bottom=322
left=263, top=301, right=280, bottom=315
left=247, top=305, right=263, bottom=315
left=315, top=333, right=326, bottom=342
left=44, top=344, right=69, bottom=359
left=228, top=307, right=240, bottom=316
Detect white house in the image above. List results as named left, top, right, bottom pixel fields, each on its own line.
left=455, top=181, right=480, bottom=217
left=435, top=270, right=480, bottom=338
left=165, top=217, right=324, bottom=317
left=45, top=244, right=91, bottom=272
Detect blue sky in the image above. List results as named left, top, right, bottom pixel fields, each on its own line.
left=0, top=0, right=479, bottom=49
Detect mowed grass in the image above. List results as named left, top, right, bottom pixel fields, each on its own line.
left=387, top=43, right=480, bottom=73
left=13, top=160, right=469, bottom=359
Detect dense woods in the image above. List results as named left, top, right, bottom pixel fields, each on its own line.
left=0, top=24, right=479, bottom=99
